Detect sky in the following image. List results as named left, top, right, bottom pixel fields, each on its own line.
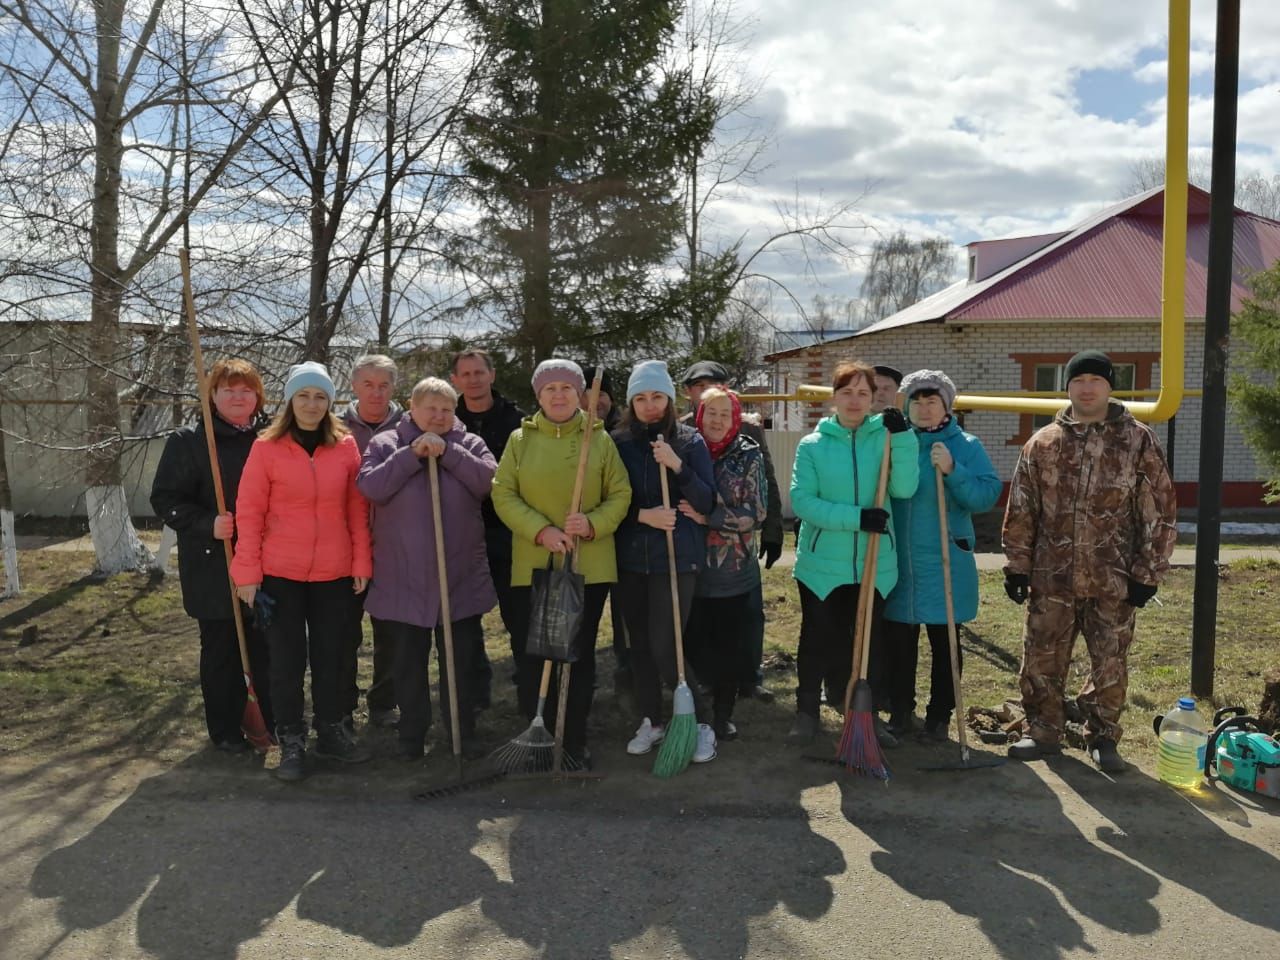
left=711, top=0, right=1280, bottom=335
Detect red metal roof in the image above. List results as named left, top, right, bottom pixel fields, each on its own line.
left=951, top=186, right=1280, bottom=321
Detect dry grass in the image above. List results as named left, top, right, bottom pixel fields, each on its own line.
left=2, top=550, right=1277, bottom=769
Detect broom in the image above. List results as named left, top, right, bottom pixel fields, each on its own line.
left=178, top=249, right=272, bottom=753
left=490, top=371, right=602, bottom=775
left=835, top=430, right=893, bottom=780
left=653, top=463, right=699, bottom=778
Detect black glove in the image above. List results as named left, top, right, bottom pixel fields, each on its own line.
left=1126, top=579, right=1158, bottom=608
left=760, top=539, right=782, bottom=569
left=252, top=589, right=276, bottom=628
left=881, top=407, right=909, bottom=434
left=1004, top=573, right=1029, bottom=605
left=859, top=507, right=890, bottom=534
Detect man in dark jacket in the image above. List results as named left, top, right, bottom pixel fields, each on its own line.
left=151, top=359, right=272, bottom=752
left=340, top=354, right=404, bottom=729
left=451, top=347, right=527, bottom=700
left=680, top=360, right=783, bottom=703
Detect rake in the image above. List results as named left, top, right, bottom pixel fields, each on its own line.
left=179, top=249, right=272, bottom=753
left=835, top=431, right=892, bottom=780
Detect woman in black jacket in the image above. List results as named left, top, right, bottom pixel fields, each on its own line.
left=151, top=359, right=272, bottom=751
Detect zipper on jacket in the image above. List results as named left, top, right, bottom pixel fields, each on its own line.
left=851, top=424, right=861, bottom=582
left=307, top=449, right=319, bottom=581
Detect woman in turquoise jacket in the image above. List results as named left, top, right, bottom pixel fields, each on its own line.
left=883, top=370, right=1001, bottom=740
left=788, top=360, right=919, bottom=746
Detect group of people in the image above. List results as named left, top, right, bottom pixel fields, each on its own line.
left=151, top=345, right=1176, bottom=781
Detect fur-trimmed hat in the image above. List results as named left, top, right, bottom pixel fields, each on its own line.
left=900, top=369, right=957, bottom=414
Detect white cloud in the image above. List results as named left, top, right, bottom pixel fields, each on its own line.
left=700, top=0, right=1280, bottom=323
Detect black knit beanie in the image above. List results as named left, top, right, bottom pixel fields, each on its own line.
left=1064, top=350, right=1115, bottom=387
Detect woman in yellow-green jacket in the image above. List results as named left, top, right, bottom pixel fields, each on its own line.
left=491, top=359, right=631, bottom=767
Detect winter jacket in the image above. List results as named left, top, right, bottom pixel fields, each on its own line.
left=612, top=421, right=716, bottom=575
left=1003, top=400, right=1177, bottom=600
left=791, top=414, right=919, bottom=601
left=491, top=409, right=631, bottom=587
left=229, top=432, right=372, bottom=586
left=884, top=417, right=1001, bottom=625
left=342, top=400, right=403, bottom=454
left=456, top=390, right=527, bottom=559
left=696, top=432, right=767, bottom=598
left=682, top=411, right=783, bottom=549
left=358, top=414, right=497, bottom=628
left=150, top=412, right=267, bottom=620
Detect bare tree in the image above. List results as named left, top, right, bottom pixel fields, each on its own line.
left=0, top=0, right=300, bottom=573
left=1124, top=154, right=1280, bottom=220
left=233, top=0, right=480, bottom=363
left=859, top=231, right=956, bottom=324
left=669, top=0, right=868, bottom=358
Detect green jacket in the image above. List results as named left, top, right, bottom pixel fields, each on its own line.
left=791, top=414, right=920, bottom=600
left=491, top=409, right=632, bottom=587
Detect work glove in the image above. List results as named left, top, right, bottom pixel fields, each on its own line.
left=760, top=539, right=782, bottom=569
left=1004, top=573, right=1030, bottom=605
left=253, top=590, right=277, bottom=629
left=859, top=507, right=890, bottom=534
left=881, top=407, right=910, bottom=434
left=1126, top=579, right=1158, bottom=608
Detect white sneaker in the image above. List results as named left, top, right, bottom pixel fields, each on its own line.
left=626, top=718, right=665, bottom=755
left=692, top=723, right=717, bottom=763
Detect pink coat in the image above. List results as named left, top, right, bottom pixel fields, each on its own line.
left=230, top=433, right=372, bottom=585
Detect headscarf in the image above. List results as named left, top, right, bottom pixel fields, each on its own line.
left=696, top=388, right=742, bottom=461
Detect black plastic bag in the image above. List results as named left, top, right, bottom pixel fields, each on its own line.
left=526, top=554, right=584, bottom=662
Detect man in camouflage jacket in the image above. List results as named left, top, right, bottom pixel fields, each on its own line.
left=1002, top=351, right=1176, bottom=772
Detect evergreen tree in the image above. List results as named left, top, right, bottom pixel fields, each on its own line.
left=457, top=0, right=715, bottom=373
left=1230, top=260, right=1280, bottom=501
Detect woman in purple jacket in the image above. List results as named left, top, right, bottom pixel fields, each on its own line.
left=357, top=377, right=498, bottom=760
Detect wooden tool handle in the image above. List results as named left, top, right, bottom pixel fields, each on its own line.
left=429, top=456, right=462, bottom=764
left=844, top=431, right=894, bottom=712
left=936, top=462, right=969, bottom=760
left=179, top=249, right=253, bottom=678
left=566, top=370, right=603, bottom=575
left=659, top=466, right=687, bottom=683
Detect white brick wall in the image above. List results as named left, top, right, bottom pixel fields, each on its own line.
left=768, top=319, right=1263, bottom=486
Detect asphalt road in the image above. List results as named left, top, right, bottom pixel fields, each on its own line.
left=3, top=735, right=1279, bottom=959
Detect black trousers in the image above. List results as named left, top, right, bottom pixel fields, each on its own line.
left=509, top=582, right=608, bottom=759
left=796, top=582, right=886, bottom=715
left=742, top=580, right=766, bottom=688
left=340, top=587, right=397, bottom=716
left=687, top=592, right=751, bottom=722
left=262, top=576, right=351, bottom=733
left=196, top=615, right=273, bottom=743
left=618, top=570, right=710, bottom=725
left=884, top=620, right=962, bottom=726
left=610, top=584, right=629, bottom=672
left=378, top=615, right=479, bottom=748
left=484, top=548, right=522, bottom=695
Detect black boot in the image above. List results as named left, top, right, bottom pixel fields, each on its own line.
left=713, top=682, right=738, bottom=742
left=276, top=726, right=307, bottom=782
left=314, top=721, right=372, bottom=764
left=786, top=692, right=821, bottom=746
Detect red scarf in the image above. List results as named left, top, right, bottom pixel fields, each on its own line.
left=696, top=390, right=742, bottom=460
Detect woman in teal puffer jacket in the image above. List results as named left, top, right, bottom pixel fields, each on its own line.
left=788, top=360, right=919, bottom=746
left=883, top=370, right=1001, bottom=740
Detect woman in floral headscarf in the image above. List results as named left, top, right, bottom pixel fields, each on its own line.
left=679, top=386, right=766, bottom=741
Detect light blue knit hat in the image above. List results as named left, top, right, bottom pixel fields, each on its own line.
left=283, top=361, right=336, bottom=405
left=626, top=360, right=676, bottom=403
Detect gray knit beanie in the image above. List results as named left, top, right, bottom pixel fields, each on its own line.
left=531, top=358, right=586, bottom=396
left=900, top=369, right=957, bottom=414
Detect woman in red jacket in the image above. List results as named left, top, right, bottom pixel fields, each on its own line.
left=231, top=361, right=373, bottom=781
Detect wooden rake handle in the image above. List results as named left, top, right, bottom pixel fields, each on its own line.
left=428, top=456, right=462, bottom=770
left=935, top=462, right=970, bottom=761
left=843, top=430, right=893, bottom=714
left=178, top=249, right=253, bottom=679
left=658, top=466, right=688, bottom=684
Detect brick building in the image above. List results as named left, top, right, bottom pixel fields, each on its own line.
left=763, top=186, right=1280, bottom=509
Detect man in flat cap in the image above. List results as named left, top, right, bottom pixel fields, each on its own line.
left=871, top=365, right=903, bottom=414
left=1002, top=350, right=1176, bottom=773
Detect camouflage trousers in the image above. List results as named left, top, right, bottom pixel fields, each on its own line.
left=1018, top=592, right=1137, bottom=745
